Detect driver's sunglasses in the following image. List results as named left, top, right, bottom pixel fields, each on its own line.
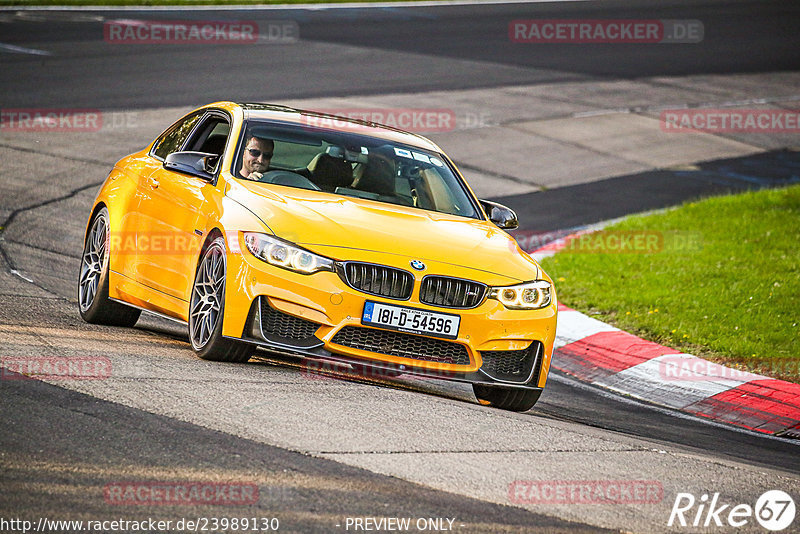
left=246, top=148, right=273, bottom=159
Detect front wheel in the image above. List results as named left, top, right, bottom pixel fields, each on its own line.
left=78, top=207, right=141, bottom=327
left=473, top=384, right=541, bottom=412
left=189, top=237, right=251, bottom=363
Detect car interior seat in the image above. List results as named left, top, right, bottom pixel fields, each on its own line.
left=199, top=134, right=227, bottom=156
left=307, top=153, right=354, bottom=192
left=351, top=153, right=396, bottom=196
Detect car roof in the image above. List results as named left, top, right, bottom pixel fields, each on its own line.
left=233, top=102, right=444, bottom=153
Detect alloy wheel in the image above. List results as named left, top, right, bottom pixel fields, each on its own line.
left=79, top=213, right=107, bottom=312
left=190, top=242, right=226, bottom=349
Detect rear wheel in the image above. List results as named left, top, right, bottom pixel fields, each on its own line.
left=189, top=237, right=251, bottom=363
left=473, top=384, right=541, bottom=412
left=78, top=207, right=141, bottom=327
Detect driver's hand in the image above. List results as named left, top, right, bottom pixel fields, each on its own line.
left=248, top=171, right=263, bottom=181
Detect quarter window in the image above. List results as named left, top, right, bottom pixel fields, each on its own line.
left=152, top=113, right=202, bottom=160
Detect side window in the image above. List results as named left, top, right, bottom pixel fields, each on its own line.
left=151, top=112, right=202, bottom=161
left=186, top=115, right=231, bottom=157
left=184, top=114, right=231, bottom=174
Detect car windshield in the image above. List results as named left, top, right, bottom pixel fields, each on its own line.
left=234, top=120, right=480, bottom=219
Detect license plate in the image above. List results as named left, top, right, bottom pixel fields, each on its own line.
left=362, top=301, right=460, bottom=340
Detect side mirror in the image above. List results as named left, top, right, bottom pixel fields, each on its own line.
left=480, top=200, right=518, bottom=230
left=163, top=151, right=219, bottom=180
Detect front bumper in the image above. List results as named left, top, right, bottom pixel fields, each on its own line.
left=222, top=238, right=557, bottom=389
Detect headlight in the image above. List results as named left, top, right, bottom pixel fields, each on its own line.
left=488, top=280, right=552, bottom=310
left=243, top=232, right=334, bottom=274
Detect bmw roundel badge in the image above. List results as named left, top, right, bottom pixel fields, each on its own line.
left=410, top=260, right=426, bottom=271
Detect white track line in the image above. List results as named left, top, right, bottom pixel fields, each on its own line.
left=0, top=42, right=52, bottom=56
left=2, top=0, right=591, bottom=12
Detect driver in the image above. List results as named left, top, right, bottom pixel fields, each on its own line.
left=239, top=134, right=274, bottom=180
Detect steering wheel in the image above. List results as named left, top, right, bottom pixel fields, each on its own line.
left=258, top=170, right=321, bottom=191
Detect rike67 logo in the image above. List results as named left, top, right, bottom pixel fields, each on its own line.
left=668, top=490, right=795, bottom=531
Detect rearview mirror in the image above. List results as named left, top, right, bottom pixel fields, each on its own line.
left=163, top=151, right=219, bottom=180
left=480, top=200, right=518, bottom=230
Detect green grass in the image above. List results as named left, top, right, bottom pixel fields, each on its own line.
left=540, top=184, right=800, bottom=383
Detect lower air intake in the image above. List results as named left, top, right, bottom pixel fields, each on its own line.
left=479, top=342, right=542, bottom=384
left=331, top=326, right=470, bottom=365
left=259, top=298, right=320, bottom=340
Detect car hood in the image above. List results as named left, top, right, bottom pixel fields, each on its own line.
left=227, top=180, right=541, bottom=283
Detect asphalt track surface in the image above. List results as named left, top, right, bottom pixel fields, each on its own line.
left=2, top=370, right=608, bottom=533
left=0, top=0, right=798, bottom=109
left=1, top=1, right=799, bottom=532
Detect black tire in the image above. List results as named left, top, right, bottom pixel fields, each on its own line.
left=473, top=384, right=541, bottom=412
left=189, top=236, right=251, bottom=363
left=78, top=207, right=141, bottom=327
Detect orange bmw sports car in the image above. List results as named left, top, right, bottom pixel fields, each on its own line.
left=79, top=102, right=557, bottom=411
